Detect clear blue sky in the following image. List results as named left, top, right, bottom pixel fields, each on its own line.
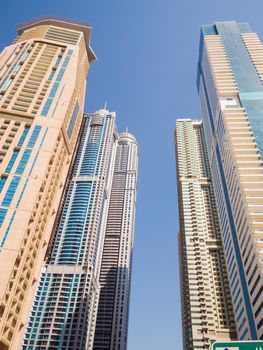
left=1, top=1, right=263, bottom=349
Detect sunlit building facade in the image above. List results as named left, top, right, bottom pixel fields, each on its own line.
left=0, top=17, right=96, bottom=349
left=23, top=110, right=117, bottom=349
left=197, top=21, right=263, bottom=340
left=23, top=110, right=138, bottom=350
left=175, top=119, right=237, bottom=349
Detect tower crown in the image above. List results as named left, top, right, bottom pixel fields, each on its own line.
left=17, top=16, right=97, bottom=62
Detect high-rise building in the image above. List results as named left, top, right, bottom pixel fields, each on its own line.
left=197, top=21, right=263, bottom=340
left=23, top=110, right=138, bottom=350
left=0, top=17, right=96, bottom=349
left=93, top=131, right=138, bottom=350
left=175, top=119, right=237, bottom=349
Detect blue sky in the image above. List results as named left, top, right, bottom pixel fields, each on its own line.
left=1, top=1, right=263, bottom=349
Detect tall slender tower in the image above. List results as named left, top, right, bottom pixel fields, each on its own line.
left=23, top=110, right=138, bottom=350
left=92, top=132, right=138, bottom=350
left=197, top=21, right=263, bottom=340
left=23, top=110, right=118, bottom=349
left=0, top=17, right=96, bottom=349
left=175, top=119, right=237, bottom=349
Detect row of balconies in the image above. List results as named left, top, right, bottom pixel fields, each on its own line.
left=242, top=36, right=263, bottom=83
left=224, top=109, right=247, bottom=117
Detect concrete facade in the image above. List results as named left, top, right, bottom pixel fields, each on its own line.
left=22, top=110, right=138, bottom=350
left=197, top=21, right=263, bottom=340
left=23, top=110, right=118, bottom=349
left=175, top=119, right=237, bottom=349
left=0, top=17, right=95, bottom=349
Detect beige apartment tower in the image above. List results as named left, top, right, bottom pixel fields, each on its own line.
left=0, top=17, right=96, bottom=349
left=197, top=21, right=263, bottom=340
left=175, top=119, right=236, bottom=349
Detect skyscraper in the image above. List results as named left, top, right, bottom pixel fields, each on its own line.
left=23, top=110, right=138, bottom=350
left=93, top=131, right=138, bottom=350
left=0, top=17, right=96, bottom=349
left=175, top=119, right=237, bottom=349
left=197, top=21, right=263, bottom=340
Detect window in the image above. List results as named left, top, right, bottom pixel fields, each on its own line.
left=67, top=101, right=79, bottom=138
left=0, top=177, right=7, bottom=192
left=41, top=50, right=73, bottom=117
left=2, top=176, right=21, bottom=207
left=5, top=150, right=19, bottom=173
left=0, top=208, right=7, bottom=227
left=16, top=149, right=32, bottom=174
left=27, top=126, right=41, bottom=148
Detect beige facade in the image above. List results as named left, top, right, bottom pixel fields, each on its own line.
left=0, top=17, right=95, bottom=349
left=198, top=22, right=263, bottom=339
left=175, top=120, right=236, bottom=349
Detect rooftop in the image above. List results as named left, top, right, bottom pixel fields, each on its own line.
left=119, top=132, right=137, bottom=143
left=17, top=16, right=97, bottom=63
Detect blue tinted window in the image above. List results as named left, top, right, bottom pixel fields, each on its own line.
left=49, top=83, right=59, bottom=97
left=0, top=208, right=7, bottom=227
left=5, top=150, right=19, bottom=173
left=2, top=176, right=21, bottom=207
left=16, top=149, right=32, bottom=174
left=216, top=21, right=263, bottom=160
left=48, top=70, right=55, bottom=81
left=17, top=126, right=30, bottom=147
left=0, top=177, right=7, bottom=193
left=41, top=50, right=73, bottom=117
left=27, top=126, right=41, bottom=148
left=67, top=101, right=79, bottom=138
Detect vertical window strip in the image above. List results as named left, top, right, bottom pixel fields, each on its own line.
left=48, top=69, right=56, bottom=81
left=54, top=56, right=62, bottom=67
left=51, top=85, right=65, bottom=119
left=16, top=128, right=48, bottom=208
left=27, top=125, right=42, bottom=148
left=48, top=56, right=62, bottom=81
left=5, top=150, right=19, bottom=173
left=56, top=182, right=91, bottom=265
left=96, top=118, right=108, bottom=176
left=1, top=79, right=13, bottom=91
left=17, top=126, right=30, bottom=147
left=2, top=176, right=21, bottom=207
left=11, top=50, right=30, bottom=75
left=0, top=211, right=15, bottom=250
left=41, top=49, right=73, bottom=117
left=67, top=101, right=80, bottom=138
left=0, top=177, right=7, bottom=193
left=16, top=149, right=32, bottom=174
left=0, top=208, right=7, bottom=228
left=0, top=45, right=17, bottom=82
left=0, top=44, right=30, bottom=91
left=0, top=45, right=29, bottom=100
left=0, top=128, right=48, bottom=252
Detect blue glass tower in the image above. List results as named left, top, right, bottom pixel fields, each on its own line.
left=22, top=110, right=118, bottom=349
left=198, top=21, right=263, bottom=340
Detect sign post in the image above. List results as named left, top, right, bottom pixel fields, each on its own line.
left=213, top=341, right=263, bottom=350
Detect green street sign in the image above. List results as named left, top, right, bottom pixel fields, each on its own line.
left=213, top=341, right=263, bottom=350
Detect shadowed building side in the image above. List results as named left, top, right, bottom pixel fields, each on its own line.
left=92, top=132, right=138, bottom=350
